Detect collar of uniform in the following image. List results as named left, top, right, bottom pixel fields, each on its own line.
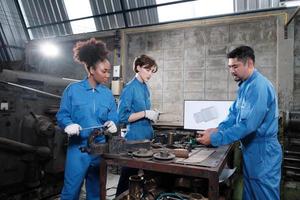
left=81, top=78, right=92, bottom=90
left=134, top=77, right=146, bottom=86
left=238, top=69, right=258, bottom=88
left=81, top=78, right=103, bottom=92
left=94, top=83, right=104, bottom=92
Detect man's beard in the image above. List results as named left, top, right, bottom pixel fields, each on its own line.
left=232, top=74, right=241, bottom=82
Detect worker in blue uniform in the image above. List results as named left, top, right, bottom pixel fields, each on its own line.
left=56, top=38, right=118, bottom=200
left=116, top=54, right=159, bottom=197
left=197, top=46, right=282, bottom=200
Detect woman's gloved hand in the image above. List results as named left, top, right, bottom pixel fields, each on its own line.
left=145, top=110, right=159, bottom=123
left=104, top=121, right=117, bottom=133
left=64, top=124, right=82, bottom=136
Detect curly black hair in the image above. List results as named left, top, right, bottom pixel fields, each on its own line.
left=73, top=38, right=108, bottom=70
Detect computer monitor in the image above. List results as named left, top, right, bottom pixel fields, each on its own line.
left=184, top=100, right=233, bottom=130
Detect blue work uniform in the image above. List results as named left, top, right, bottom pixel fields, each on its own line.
left=118, top=77, right=153, bottom=141
left=115, top=77, right=153, bottom=197
left=210, top=69, right=282, bottom=200
left=56, top=78, right=118, bottom=200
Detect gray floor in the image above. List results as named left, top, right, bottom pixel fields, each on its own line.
left=54, top=167, right=120, bottom=200
left=105, top=169, right=120, bottom=200
left=79, top=167, right=120, bottom=200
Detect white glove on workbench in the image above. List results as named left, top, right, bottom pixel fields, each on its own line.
left=104, top=121, right=117, bottom=133
left=64, top=124, right=82, bottom=136
left=145, top=110, right=159, bottom=123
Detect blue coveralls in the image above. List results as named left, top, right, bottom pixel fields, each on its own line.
left=56, top=78, right=118, bottom=200
left=115, top=77, right=153, bottom=196
left=210, top=69, right=282, bottom=200
left=118, top=77, right=153, bottom=141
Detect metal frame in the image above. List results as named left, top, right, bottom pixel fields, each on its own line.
left=284, top=6, right=300, bottom=38
left=0, top=23, right=11, bottom=62
left=14, top=0, right=30, bottom=41
left=25, top=0, right=197, bottom=30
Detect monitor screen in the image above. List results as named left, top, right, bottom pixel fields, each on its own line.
left=184, top=100, right=233, bottom=130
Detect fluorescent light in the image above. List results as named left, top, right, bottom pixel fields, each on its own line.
left=40, top=42, right=59, bottom=57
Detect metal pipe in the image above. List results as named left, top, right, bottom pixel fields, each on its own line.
left=0, top=80, right=61, bottom=99
left=285, top=170, right=300, bottom=177
left=0, top=137, right=51, bottom=157
left=285, top=6, right=300, bottom=27
left=284, top=150, right=300, bottom=156
left=284, top=166, right=300, bottom=171
left=0, top=68, right=69, bottom=98
left=290, top=139, right=300, bottom=146
left=284, top=157, right=300, bottom=162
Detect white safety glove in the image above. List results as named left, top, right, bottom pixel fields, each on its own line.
left=145, top=110, right=159, bottom=123
left=104, top=121, right=117, bottom=133
left=64, top=124, right=82, bottom=136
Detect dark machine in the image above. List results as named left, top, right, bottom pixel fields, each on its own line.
left=282, top=111, right=300, bottom=199
left=0, top=69, right=70, bottom=200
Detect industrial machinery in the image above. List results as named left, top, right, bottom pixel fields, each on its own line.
left=0, top=69, right=70, bottom=200
left=282, top=111, right=300, bottom=199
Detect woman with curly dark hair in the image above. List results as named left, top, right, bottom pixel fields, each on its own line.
left=56, top=38, right=118, bottom=200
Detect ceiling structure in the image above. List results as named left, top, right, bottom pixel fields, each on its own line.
left=1, top=0, right=298, bottom=62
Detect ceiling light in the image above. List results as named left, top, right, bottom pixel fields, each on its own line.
left=40, top=42, right=59, bottom=57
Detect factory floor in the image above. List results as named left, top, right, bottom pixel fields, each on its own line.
left=79, top=166, right=120, bottom=200
left=53, top=166, right=120, bottom=200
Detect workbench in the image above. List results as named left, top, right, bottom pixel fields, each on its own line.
left=99, top=144, right=233, bottom=200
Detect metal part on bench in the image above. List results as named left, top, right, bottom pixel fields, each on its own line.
left=109, top=136, right=151, bottom=154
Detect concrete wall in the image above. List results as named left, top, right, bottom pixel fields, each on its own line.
left=122, top=12, right=291, bottom=125
left=294, top=16, right=300, bottom=110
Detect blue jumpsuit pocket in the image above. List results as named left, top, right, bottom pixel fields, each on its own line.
left=72, top=103, right=90, bottom=121
left=240, top=103, right=250, bottom=120
left=96, top=104, right=109, bottom=122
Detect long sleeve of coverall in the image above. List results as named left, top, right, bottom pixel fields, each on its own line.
left=56, top=84, right=74, bottom=129
left=118, top=78, right=153, bottom=140
left=210, top=72, right=272, bottom=147
left=217, top=101, right=238, bottom=132
left=118, top=85, right=134, bottom=124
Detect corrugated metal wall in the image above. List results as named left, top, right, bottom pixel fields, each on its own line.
left=90, top=0, right=125, bottom=31
left=0, top=0, right=28, bottom=62
left=0, top=0, right=289, bottom=62
left=234, top=0, right=280, bottom=12
left=122, top=0, right=158, bottom=26
left=18, top=0, right=72, bottom=39
left=15, top=0, right=283, bottom=40
left=17, top=0, right=159, bottom=39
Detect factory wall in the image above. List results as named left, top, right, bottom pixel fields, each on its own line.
left=122, top=11, right=294, bottom=125
left=294, top=16, right=300, bottom=110
left=24, top=35, right=116, bottom=81
left=22, top=10, right=299, bottom=121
